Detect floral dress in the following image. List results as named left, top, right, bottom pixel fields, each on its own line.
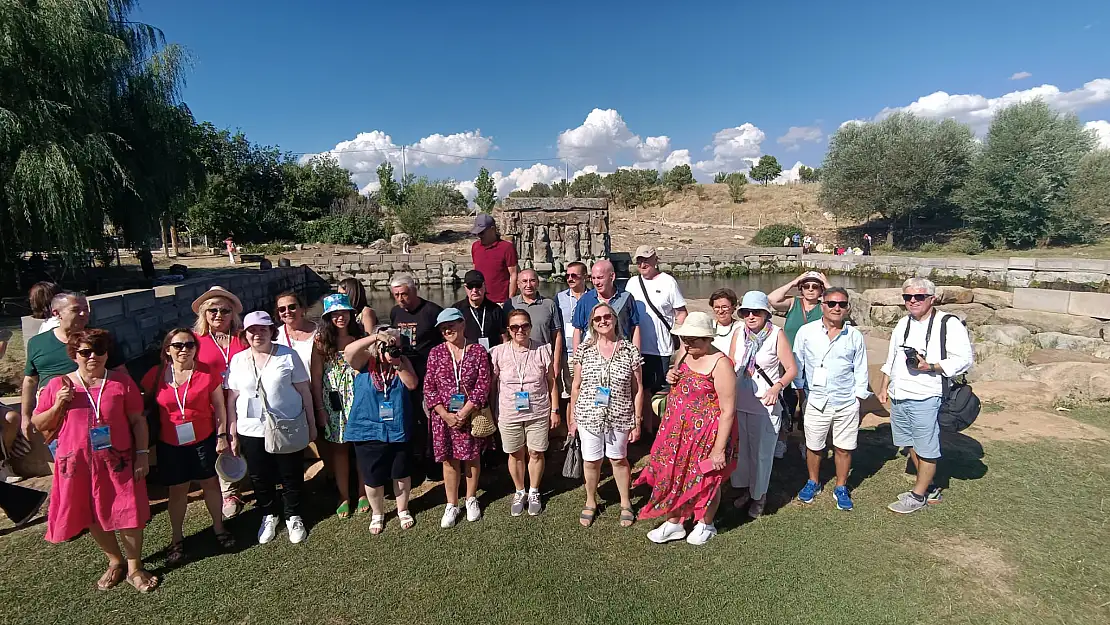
left=321, top=354, right=357, bottom=443
left=423, top=342, right=492, bottom=462
left=634, top=358, right=737, bottom=522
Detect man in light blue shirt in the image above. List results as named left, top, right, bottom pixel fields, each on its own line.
left=791, top=287, right=870, bottom=511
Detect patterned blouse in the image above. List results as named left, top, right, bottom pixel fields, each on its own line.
left=321, top=354, right=357, bottom=443
left=572, top=340, right=643, bottom=434
left=423, top=342, right=492, bottom=412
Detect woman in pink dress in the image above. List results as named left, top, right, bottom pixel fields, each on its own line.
left=32, top=329, right=158, bottom=592
left=635, top=312, right=737, bottom=546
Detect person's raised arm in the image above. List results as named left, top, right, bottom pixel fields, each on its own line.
left=768, top=275, right=801, bottom=311
left=343, top=333, right=383, bottom=371
left=360, top=307, right=379, bottom=335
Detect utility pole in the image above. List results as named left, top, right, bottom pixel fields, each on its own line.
left=401, top=146, right=407, bottom=190
left=565, top=161, right=570, bottom=196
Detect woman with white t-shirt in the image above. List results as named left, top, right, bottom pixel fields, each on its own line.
left=709, top=288, right=740, bottom=355
left=274, top=291, right=319, bottom=376
left=728, top=291, right=796, bottom=519
left=226, top=311, right=316, bottom=545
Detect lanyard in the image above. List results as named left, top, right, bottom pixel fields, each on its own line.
left=510, top=341, right=532, bottom=391
left=449, top=342, right=468, bottom=393
left=373, top=360, right=395, bottom=392
left=818, top=325, right=847, bottom=366
left=168, top=367, right=194, bottom=421
left=596, top=341, right=618, bottom=387
left=469, top=307, right=487, bottom=338
left=250, top=345, right=275, bottom=390
left=210, top=333, right=231, bottom=366
left=75, top=372, right=108, bottom=425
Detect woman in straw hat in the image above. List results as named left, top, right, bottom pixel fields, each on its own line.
left=635, top=312, right=737, bottom=546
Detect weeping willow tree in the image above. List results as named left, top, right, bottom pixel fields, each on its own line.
left=0, top=0, right=200, bottom=289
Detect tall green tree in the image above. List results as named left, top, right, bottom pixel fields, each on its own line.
left=570, top=172, right=606, bottom=197
left=376, top=162, right=401, bottom=208
left=749, top=155, right=783, bottom=185
left=604, top=169, right=658, bottom=209
left=281, top=154, right=356, bottom=222
left=956, top=100, right=1098, bottom=247
left=1067, top=150, right=1110, bottom=230
left=474, top=166, right=496, bottom=213
left=819, top=113, right=975, bottom=246
left=550, top=179, right=570, bottom=197
left=662, top=164, right=695, bottom=191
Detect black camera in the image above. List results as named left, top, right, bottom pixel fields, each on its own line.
left=384, top=345, right=402, bottom=359
left=903, top=347, right=922, bottom=367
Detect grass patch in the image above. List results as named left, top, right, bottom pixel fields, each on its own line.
left=982, top=401, right=1005, bottom=413
left=1, top=429, right=1108, bottom=624
left=1059, top=403, right=1110, bottom=428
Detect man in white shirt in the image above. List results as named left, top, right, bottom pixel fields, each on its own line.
left=877, top=277, right=974, bottom=515
left=792, top=287, right=869, bottom=511
left=625, top=245, right=687, bottom=434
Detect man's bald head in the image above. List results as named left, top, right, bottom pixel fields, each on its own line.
left=590, top=260, right=616, bottom=296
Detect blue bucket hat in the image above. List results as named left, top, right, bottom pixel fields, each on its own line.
left=739, top=291, right=774, bottom=314
left=322, top=293, right=355, bottom=316
left=436, top=307, right=464, bottom=326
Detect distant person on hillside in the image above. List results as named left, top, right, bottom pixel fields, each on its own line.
left=792, top=233, right=801, bottom=247
left=782, top=235, right=791, bottom=247
left=863, top=233, right=872, bottom=256
left=224, top=237, right=235, bottom=264
left=469, top=214, right=519, bottom=305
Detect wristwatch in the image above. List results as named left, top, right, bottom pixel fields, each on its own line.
left=136, top=449, right=150, bottom=455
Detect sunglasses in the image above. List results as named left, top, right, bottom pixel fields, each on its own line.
left=902, top=294, right=931, bottom=302
left=823, top=300, right=850, bottom=309
left=680, top=336, right=706, bottom=345
left=277, top=304, right=298, bottom=313
left=75, top=348, right=107, bottom=358
left=739, top=309, right=765, bottom=317
left=508, top=323, right=532, bottom=332
left=801, top=283, right=823, bottom=291
left=592, top=313, right=614, bottom=323
left=169, top=341, right=198, bottom=351
left=566, top=273, right=582, bottom=279
left=465, top=284, right=484, bottom=291
left=206, top=307, right=232, bottom=316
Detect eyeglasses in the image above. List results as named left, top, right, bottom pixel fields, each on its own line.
left=592, top=313, right=614, bottom=323
left=508, top=323, right=532, bottom=332
left=277, top=304, right=298, bottom=313
left=739, top=309, right=764, bottom=317
left=566, top=273, right=582, bottom=279
left=75, top=348, right=107, bottom=358
left=680, top=336, right=705, bottom=345
left=206, top=307, right=232, bottom=316
left=902, top=293, right=931, bottom=302
left=823, top=301, right=850, bottom=309
left=712, top=304, right=735, bottom=311
left=169, top=341, right=198, bottom=351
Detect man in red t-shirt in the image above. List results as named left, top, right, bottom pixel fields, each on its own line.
left=469, top=213, right=519, bottom=304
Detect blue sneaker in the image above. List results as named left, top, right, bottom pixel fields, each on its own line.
left=833, top=486, right=853, bottom=511
left=797, top=480, right=822, bottom=504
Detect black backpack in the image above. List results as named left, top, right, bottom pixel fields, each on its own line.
left=902, top=312, right=980, bottom=432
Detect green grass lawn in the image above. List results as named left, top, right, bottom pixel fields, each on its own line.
left=2, top=424, right=1108, bottom=625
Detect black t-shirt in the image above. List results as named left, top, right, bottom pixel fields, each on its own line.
left=390, top=299, right=444, bottom=376
left=452, top=298, right=506, bottom=349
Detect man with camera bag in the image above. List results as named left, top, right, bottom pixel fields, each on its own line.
left=877, top=278, right=973, bottom=514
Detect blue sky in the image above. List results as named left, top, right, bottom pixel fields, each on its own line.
left=137, top=0, right=1110, bottom=197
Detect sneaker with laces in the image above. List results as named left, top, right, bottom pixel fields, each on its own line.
left=257, top=514, right=278, bottom=544
left=222, top=495, right=243, bottom=520
left=797, top=479, right=822, bottom=504
left=685, top=522, right=717, bottom=545
left=440, top=504, right=461, bottom=528
left=510, top=492, right=526, bottom=517
left=833, top=486, right=854, bottom=511
left=748, top=496, right=766, bottom=518
left=0, top=460, right=22, bottom=484
left=888, top=492, right=927, bottom=514
left=647, top=521, right=687, bottom=544
left=465, top=497, right=482, bottom=522
left=286, top=516, right=307, bottom=544
left=898, top=486, right=942, bottom=505
left=774, top=440, right=787, bottom=459
left=527, top=491, right=542, bottom=516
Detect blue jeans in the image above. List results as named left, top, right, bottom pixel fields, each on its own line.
left=890, top=397, right=942, bottom=459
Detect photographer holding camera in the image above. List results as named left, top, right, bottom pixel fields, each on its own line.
left=343, top=325, right=420, bottom=534
left=877, top=278, right=973, bottom=515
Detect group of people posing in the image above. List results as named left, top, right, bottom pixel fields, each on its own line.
left=6, top=213, right=974, bottom=592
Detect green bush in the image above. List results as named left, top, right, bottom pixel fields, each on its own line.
left=752, top=223, right=803, bottom=246
left=944, top=237, right=983, bottom=255
left=299, top=213, right=387, bottom=246
left=917, top=241, right=943, bottom=253
left=243, top=242, right=292, bottom=255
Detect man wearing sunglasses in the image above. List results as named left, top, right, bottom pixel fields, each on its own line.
left=878, top=278, right=973, bottom=514
left=791, top=287, right=870, bottom=511
left=453, top=270, right=507, bottom=351
left=555, top=262, right=588, bottom=399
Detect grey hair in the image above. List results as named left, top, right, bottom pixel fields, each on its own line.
left=49, top=291, right=85, bottom=313
left=389, top=272, right=417, bottom=290
left=902, top=277, right=936, bottom=294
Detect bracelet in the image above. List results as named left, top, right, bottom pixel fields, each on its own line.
left=136, top=449, right=150, bottom=455
left=218, top=433, right=231, bottom=440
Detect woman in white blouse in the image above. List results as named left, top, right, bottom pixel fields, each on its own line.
left=226, top=311, right=316, bottom=545
left=274, top=291, right=318, bottom=376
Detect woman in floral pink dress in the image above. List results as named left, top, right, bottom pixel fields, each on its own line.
left=32, top=329, right=158, bottom=592
left=635, top=312, right=737, bottom=546
left=423, top=308, right=492, bottom=529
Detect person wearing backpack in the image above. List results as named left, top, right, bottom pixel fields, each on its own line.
left=877, top=278, right=974, bottom=515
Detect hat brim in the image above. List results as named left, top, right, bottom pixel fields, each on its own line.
left=469, top=224, right=491, bottom=235
left=672, top=326, right=715, bottom=338
left=191, top=288, right=243, bottom=315
left=324, top=306, right=355, bottom=315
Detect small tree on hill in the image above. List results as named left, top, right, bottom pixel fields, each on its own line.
left=725, top=172, right=747, bottom=203
left=376, top=162, right=401, bottom=208
left=750, top=155, right=783, bottom=185
left=713, top=171, right=728, bottom=183
left=662, top=164, right=696, bottom=191
left=474, top=167, right=496, bottom=213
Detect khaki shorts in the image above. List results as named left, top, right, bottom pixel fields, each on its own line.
left=803, top=400, right=860, bottom=451
left=499, top=417, right=551, bottom=454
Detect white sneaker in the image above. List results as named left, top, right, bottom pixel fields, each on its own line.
left=686, top=522, right=718, bottom=545
left=465, top=496, right=482, bottom=522
left=441, top=504, right=461, bottom=528
left=774, top=440, right=787, bottom=459
left=257, top=514, right=278, bottom=544
left=647, top=521, right=687, bottom=544
left=0, top=460, right=22, bottom=484
left=286, top=516, right=307, bottom=544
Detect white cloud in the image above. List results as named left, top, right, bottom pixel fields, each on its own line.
left=492, top=163, right=564, bottom=199
left=777, top=125, right=824, bottom=151
left=557, top=109, right=641, bottom=164
left=870, top=78, right=1110, bottom=133
left=636, top=135, right=671, bottom=162
left=455, top=180, right=477, bottom=203
left=769, top=161, right=809, bottom=185
left=1087, top=120, right=1110, bottom=149
left=693, top=123, right=766, bottom=176
left=305, top=129, right=494, bottom=189
left=1010, top=71, right=1032, bottom=80
left=407, top=131, right=493, bottom=167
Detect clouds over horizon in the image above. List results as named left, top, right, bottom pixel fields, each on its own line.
left=1087, top=120, right=1110, bottom=149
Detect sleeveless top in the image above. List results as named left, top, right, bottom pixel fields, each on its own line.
left=731, top=323, right=783, bottom=417
left=783, top=296, right=821, bottom=346
left=345, top=367, right=410, bottom=443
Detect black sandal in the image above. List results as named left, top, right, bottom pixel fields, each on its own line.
left=619, top=507, right=636, bottom=527
left=166, top=542, right=186, bottom=566
left=579, top=506, right=598, bottom=528
left=215, top=531, right=236, bottom=549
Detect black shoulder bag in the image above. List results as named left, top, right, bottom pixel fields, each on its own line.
left=638, top=275, right=681, bottom=351
left=901, top=313, right=980, bottom=432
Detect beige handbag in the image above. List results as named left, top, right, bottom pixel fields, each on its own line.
left=460, top=345, right=497, bottom=438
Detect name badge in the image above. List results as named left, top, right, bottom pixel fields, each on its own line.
left=594, top=386, right=611, bottom=407
left=479, top=337, right=491, bottom=351
left=380, top=401, right=395, bottom=422
left=221, top=369, right=230, bottom=390
left=175, top=421, right=197, bottom=445
left=812, top=366, right=829, bottom=388
left=449, top=394, right=466, bottom=412
left=89, top=425, right=112, bottom=451
left=514, top=391, right=531, bottom=412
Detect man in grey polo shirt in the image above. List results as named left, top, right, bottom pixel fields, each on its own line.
left=507, top=268, right=564, bottom=373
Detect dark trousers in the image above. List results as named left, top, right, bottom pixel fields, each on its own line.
left=239, top=435, right=304, bottom=519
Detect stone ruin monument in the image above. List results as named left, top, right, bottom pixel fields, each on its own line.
left=500, top=197, right=610, bottom=274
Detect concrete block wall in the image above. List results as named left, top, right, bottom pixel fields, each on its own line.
left=1014, top=288, right=1110, bottom=320
left=801, top=254, right=1110, bottom=290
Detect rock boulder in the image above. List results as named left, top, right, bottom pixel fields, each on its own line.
left=936, top=285, right=974, bottom=304
left=974, top=324, right=1032, bottom=347
left=1027, top=349, right=1110, bottom=366
left=862, top=288, right=906, bottom=307
left=988, top=308, right=1104, bottom=338
left=938, top=303, right=993, bottom=326
left=972, top=288, right=1014, bottom=310
left=967, top=355, right=1025, bottom=383
left=870, top=305, right=904, bottom=326
left=1031, top=332, right=1105, bottom=353
left=1020, top=362, right=1110, bottom=402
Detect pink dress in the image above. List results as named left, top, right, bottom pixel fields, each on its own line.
left=423, top=343, right=492, bottom=462
left=634, top=360, right=737, bottom=522
left=36, top=374, right=149, bottom=543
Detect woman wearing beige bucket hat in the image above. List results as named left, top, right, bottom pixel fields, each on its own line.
left=634, top=312, right=737, bottom=545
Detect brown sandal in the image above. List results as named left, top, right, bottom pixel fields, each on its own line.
left=126, top=569, right=159, bottom=593
left=96, top=564, right=126, bottom=591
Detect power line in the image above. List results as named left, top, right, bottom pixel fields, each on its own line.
left=293, top=145, right=566, bottom=163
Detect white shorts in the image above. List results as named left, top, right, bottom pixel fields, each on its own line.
left=578, top=427, right=630, bottom=461
left=803, top=399, right=860, bottom=451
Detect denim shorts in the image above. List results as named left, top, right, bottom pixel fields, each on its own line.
left=890, top=396, right=942, bottom=460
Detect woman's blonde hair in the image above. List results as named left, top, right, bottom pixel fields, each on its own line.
left=583, top=302, right=621, bottom=349
left=193, top=296, right=244, bottom=337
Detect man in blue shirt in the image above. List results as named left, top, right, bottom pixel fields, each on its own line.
left=791, top=287, right=870, bottom=511
left=571, top=259, right=640, bottom=351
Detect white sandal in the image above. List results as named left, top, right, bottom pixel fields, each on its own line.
left=369, top=514, right=385, bottom=535
left=398, top=510, right=415, bottom=530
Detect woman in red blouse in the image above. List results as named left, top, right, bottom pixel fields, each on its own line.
left=142, top=328, right=235, bottom=564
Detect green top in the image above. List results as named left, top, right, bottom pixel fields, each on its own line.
left=24, top=330, right=124, bottom=390
left=783, top=296, right=822, bottom=346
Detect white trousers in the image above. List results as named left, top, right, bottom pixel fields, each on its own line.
left=729, top=409, right=781, bottom=500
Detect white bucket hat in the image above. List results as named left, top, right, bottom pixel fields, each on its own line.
left=214, top=453, right=247, bottom=483
left=671, top=311, right=715, bottom=338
